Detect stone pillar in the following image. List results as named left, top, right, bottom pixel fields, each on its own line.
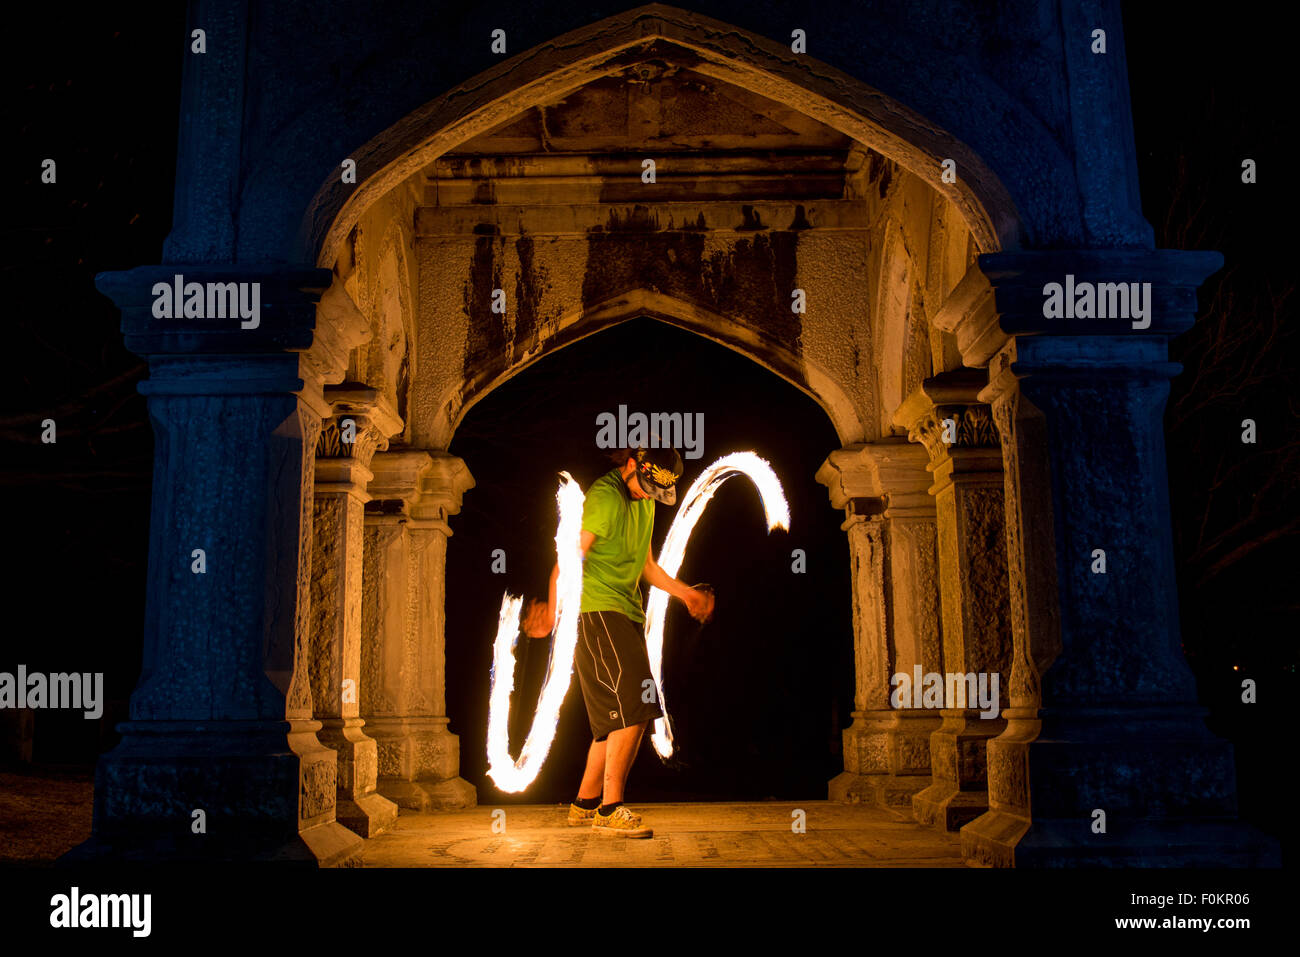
left=875, top=447, right=947, bottom=801
left=895, top=370, right=1013, bottom=831
left=80, top=265, right=369, bottom=864
left=363, top=451, right=477, bottom=809
left=819, top=440, right=943, bottom=808
left=952, top=250, right=1277, bottom=866
left=311, top=387, right=401, bottom=837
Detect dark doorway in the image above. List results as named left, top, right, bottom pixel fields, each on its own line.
left=446, top=316, right=852, bottom=806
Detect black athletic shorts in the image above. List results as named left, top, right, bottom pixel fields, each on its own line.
left=574, top=610, right=664, bottom=742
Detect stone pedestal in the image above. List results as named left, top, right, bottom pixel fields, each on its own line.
left=363, top=451, right=477, bottom=810
left=311, top=387, right=401, bottom=837
left=895, top=372, right=1012, bottom=831
left=818, top=440, right=943, bottom=808
left=953, top=250, right=1279, bottom=866
left=75, top=265, right=369, bottom=865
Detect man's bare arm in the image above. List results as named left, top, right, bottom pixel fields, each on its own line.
left=643, top=550, right=714, bottom=622
left=522, top=530, right=595, bottom=637
left=641, top=550, right=692, bottom=602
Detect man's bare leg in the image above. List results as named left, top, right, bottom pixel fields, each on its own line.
left=601, top=721, right=646, bottom=804
left=577, top=738, right=605, bottom=801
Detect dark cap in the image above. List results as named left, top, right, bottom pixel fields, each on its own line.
left=632, top=446, right=683, bottom=505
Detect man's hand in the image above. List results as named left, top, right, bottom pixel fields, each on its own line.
left=682, top=585, right=715, bottom=624
left=643, top=551, right=715, bottom=623
left=521, top=598, right=554, bottom=638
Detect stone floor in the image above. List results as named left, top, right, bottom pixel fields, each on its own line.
left=361, top=800, right=965, bottom=867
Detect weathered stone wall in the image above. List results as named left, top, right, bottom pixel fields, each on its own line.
left=387, top=153, right=975, bottom=449
left=410, top=224, right=879, bottom=446
left=163, top=2, right=1149, bottom=266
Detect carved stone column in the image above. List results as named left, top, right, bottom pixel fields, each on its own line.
left=833, top=503, right=891, bottom=798
left=364, top=451, right=477, bottom=809
left=895, top=370, right=1013, bottom=830
left=950, top=250, right=1277, bottom=866
left=81, top=265, right=368, bottom=865
left=875, top=446, right=947, bottom=800
left=311, top=386, right=401, bottom=837
left=818, top=439, right=943, bottom=808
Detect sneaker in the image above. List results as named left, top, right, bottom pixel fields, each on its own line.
left=592, top=804, right=653, bottom=838
left=567, top=802, right=598, bottom=826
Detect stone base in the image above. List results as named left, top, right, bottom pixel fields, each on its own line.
left=293, top=822, right=366, bottom=866
left=912, top=781, right=989, bottom=831
left=71, top=716, right=366, bottom=865
left=335, top=790, right=399, bottom=837
left=77, top=719, right=357, bottom=863
left=378, top=775, right=477, bottom=811
left=828, top=771, right=931, bottom=809
left=63, top=822, right=365, bottom=867
left=317, top=718, right=379, bottom=795
left=368, top=717, right=465, bottom=783
left=958, top=807, right=1030, bottom=866
left=962, top=810, right=1282, bottom=868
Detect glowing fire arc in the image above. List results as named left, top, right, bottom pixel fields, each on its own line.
left=486, top=453, right=789, bottom=791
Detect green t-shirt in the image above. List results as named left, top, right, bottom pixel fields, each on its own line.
left=580, top=468, right=655, bottom=623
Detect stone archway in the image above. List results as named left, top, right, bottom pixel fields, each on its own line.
left=300, top=5, right=1024, bottom=267
left=322, top=5, right=1016, bottom=854
left=87, top=2, right=1263, bottom=869
left=440, top=289, right=868, bottom=448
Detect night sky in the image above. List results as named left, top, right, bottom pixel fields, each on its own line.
left=1, top=5, right=1293, bottom=855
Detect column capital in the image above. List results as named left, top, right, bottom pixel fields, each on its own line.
left=318, top=385, right=403, bottom=465
left=817, top=439, right=933, bottom=518
left=934, top=250, right=1224, bottom=369
left=978, top=248, right=1223, bottom=338
left=366, top=449, right=478, bottom=527
left=893, top=371, right=1000, bottom=468
left=367, top=450, right=475, bottom=528
left=95, top=264, right=371, bottom=415
left=368, top=450, right=436, bottom=504
left=411, top=453, right=475, bottom=527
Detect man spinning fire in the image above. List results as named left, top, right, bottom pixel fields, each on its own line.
left=521, top=445, right=715, bottom=838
